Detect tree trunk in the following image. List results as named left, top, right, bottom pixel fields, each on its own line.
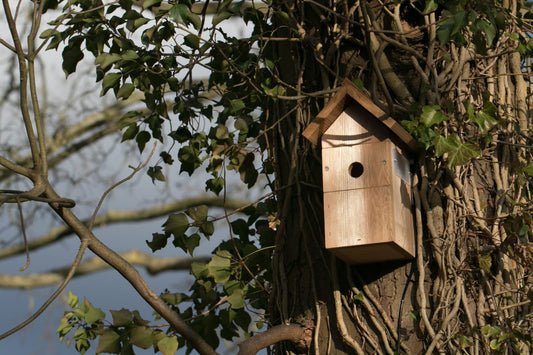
left=269, top=0, right=531, bottom=353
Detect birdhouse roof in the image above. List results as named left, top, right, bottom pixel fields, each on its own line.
left=303, top=79, right=419, bottom=152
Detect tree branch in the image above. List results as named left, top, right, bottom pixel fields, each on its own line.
left=237, top=324, right=313, bottom=355
left=0, top=249, right=210, bottom=288
left=0, top=197, right=247, bottom=260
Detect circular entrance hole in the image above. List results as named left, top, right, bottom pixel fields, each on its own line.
left=349, top=162, right=364, bottom=178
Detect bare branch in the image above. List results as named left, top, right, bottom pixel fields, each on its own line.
left=237, top=324, right=313, bottom=355
left=0, top=249, right=210, bottom=288
left=0, top=240, right=88, bottom=340
left=0, top=197, right=248, bottom=260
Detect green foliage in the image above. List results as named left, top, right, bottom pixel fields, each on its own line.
left=58, top=292, right=182, bottom=355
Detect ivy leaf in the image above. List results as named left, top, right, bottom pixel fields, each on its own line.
left=191, top=262, right=208, bottom=279
left=67, top=291, right=79, bottom=308
left=420, top=105, right=447, bottom=127
left=187, top=205, right=208, bottom=223
left=157, top=336, right=178, bottom=355
left=183, top=34, right=199, bottom=49
left=206, top=177, right=224, bottom=195
left=95, top=53, right=122, bottom=69
left=460, top=335, right=473, bottom=349
left=163, top=213, right=189, bottom=238
left=146, top=232, right=169, bottom=252
left=116, top=83, right=135, bottom=99
left=121, top=123, right=139, bottom=142
left=447, top=141, right=481, bottom=167
left=96, top=329, right=121, bottom=354
left=135, top=131, right=151, bottom=152
left=62, top=37, right=84, bottom=76
left=471, top=102, right=499, bottom=133
left=524, top=164, right=533, bottom=176
left=422, top=0, right=438, bottom=14
left=213, top=11, right=233, bottom=26
left=110, top=309, right=133, bottom=326
left=101, top=73, right=122, bottom=95
left=129, top=326, right=153, bottom=349
left=147, top=165, right=166, bottom=182
left=83, top=300, right=105, bottom=325
left=479, top=252, right=492, bottom=273
left=169, top=4, right=190, bottom=24
left=227, top=288, right=245, bottom=309
left=207, top=250, right=232, bottom=283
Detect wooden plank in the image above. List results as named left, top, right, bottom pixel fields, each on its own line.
left=323, top=187, right=393, bottom=249
left=321, top=141, right=391, bottom=193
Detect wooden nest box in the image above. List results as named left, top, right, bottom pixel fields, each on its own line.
left=303, top=79, right=418, bottom=264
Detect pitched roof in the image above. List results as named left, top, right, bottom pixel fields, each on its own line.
left=303, top=79, right=419, bottom=151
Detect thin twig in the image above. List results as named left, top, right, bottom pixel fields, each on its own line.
left=88, top=143, right=157, bottom=231
left=0, top=240, right=88, bottom=340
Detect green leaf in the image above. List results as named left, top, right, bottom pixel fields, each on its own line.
left=121, top=50, right=139, bottom=61
left=146, top=232, right=169, bottom=252
left=84, top=300, right=106, bottom=325
left=434, top=134, right=460, bottom=156
left=230, top=100, right=245, bottom=114
left=206, top=177, right=224, bottom=195
left=163, top=213, right=189, bottom=238
left=147, top=166, right=166, bottom=182
left=101, top=73, right=122, bottom=96
left=212, top=11, right=233, bottom=26
left=479, top=20, right=496, bottom=45
left=227, top=288, right=245, bottom=309
left=169, top=4, right=189, bottom=24
left=67, top=291, right=79, bottom=308
left=460, top=335, right=473, bottom=348
left=187, top=205, right=208, bottom=223
left=62, top=38, right=84, bottom=76
left=117, top=83, right=135, bottom=99
left=121, top=124, right=139, bottom=142
left=129, top=326, right=153, bottom=349
left=96, top=329, right=121, bottom=354
left=95, top=53, right=122, bottom=70
left=408, top=310, right=420, bottom=320
left=471, top=102, right=499, bottom=133
left=183, top=34, right=199, bottom=49
left=447, top=141, right=481, bottom=167
left=422, top=0, right=438, bottom=15
left=234, top=118, right=248, bottom=131
left=479, top=253, right=492, bottom=273
left=39, top=28, right=57, bottom=39
left=215, top=124, right=230, bottom=140
left=191, top=262, right=208, bottom=279
left=110, top=309, right=133, bottom=327
left=420, top=105, right=447, bottom=127
left=157, top=336, right=178, bottom=355
left=207, top=250, right=232, bottom=283
left=524, top=164, right=533, bottom=176
left=135, top=131, right=151, bottom=152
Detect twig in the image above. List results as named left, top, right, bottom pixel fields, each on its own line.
left=15, top=196, right=30, bottom=272
left=0, top=240, right=88, bottom=340
left=88, top=143, right=157, bottom=231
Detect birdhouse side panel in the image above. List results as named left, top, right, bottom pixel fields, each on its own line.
left=322, top=141, right=392, bottom=193
left=321, top=104, right=389, bottom=149
left=391, top=154, right=416, bottom=258
left=323, top=186, right=393, bottom=249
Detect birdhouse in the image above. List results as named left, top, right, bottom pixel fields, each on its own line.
left=303, top=79, right=418, bottom=264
